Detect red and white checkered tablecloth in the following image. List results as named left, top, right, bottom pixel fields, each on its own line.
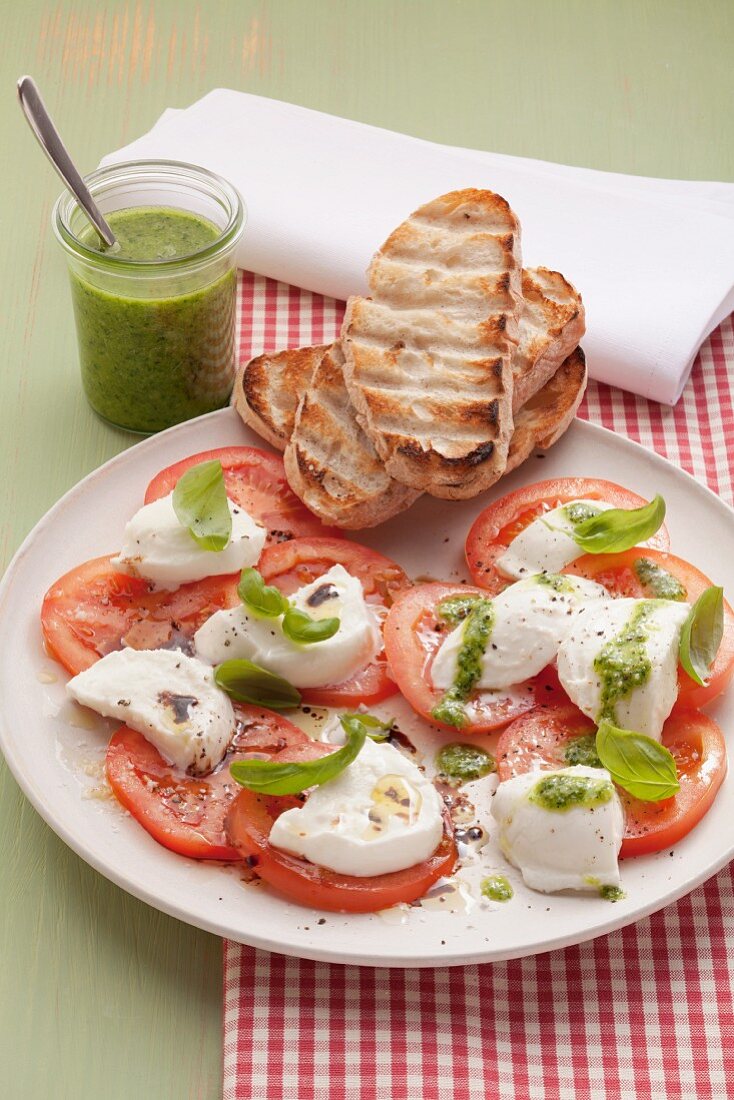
left=224, top=272, right=734, bottom=1099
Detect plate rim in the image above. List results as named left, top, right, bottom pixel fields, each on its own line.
left=1, top=408, right=733, bottom=967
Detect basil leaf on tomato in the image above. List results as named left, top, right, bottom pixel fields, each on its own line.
left=230, top=713, right=370, bottom=794
left=596, top=720, right=679, bottom=802
left=571, top=495, right=665, bottom=555
left=679, top=586, right=724, bottom=686
left=172, top=459, right=232, bottom=551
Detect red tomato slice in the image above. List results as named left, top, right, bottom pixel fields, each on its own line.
left=495, top=704, right=727, bottom=858
left=105, top=706, right=310, bottom=861
left=42, top=555, right=240, bottom=676
left=259, top=537, right=412, bottom=708
left=144, top=446, right=340, bottom=545
left=383, top=582, right=561, bottom=733
left=565, top=548, right=734, bottom=710
left=225, top=790, right=457, bottom=912
left=465, top=478, right=670, bottom=593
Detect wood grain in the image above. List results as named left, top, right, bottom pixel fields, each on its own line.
left=1, top=1, right=732, bottom=1097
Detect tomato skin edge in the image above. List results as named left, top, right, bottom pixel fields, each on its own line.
left=225, top=793, right=458, bottom=913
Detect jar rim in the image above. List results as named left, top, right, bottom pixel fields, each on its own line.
left=52, top=159, right=246, bottom=271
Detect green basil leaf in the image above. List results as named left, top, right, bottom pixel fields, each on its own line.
left=679, top=585, right=724, bottom=686
left=571, top=495, right=666, bottom=555
left=237, top=567, right=289, bottom=619
left=595, top=720, right=679, bottom=802
left=214, top=659, right=301, bottom=710
left=342, top=712, right=394, bottom=740
left=282, top=607, right=340, bottom=645
left=229, top=712, right=368, bottom=794
left=172, top=459, right=232, bottom=551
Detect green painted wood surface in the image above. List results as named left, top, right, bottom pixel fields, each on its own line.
left=1, top=1, right=732, bottom=1096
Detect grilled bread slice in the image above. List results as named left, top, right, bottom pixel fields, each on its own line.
left=342, top=189, right=523, bottom=500
left=505, top=346, right=588, bottom=473
left=234, top=344, right=329, bottom=451
left=512, top=268, right=585, bottom=411
left=283, top=343, right=420, bottom=529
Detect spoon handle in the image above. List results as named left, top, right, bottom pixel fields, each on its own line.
left=17, top=75, right=116, bottom=248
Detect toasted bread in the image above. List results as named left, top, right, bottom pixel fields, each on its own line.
left=512, top=268, right=585, bottom=411
left=505, top=347, right=587, bottom=474
left=283, top=343, right=420, bottom=529
left=342, top=189, right=523, bottom=500
left=234, top=345, right=329, bottom=451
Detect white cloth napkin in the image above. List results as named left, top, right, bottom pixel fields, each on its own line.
left=102, top=89, right=734, bottom=405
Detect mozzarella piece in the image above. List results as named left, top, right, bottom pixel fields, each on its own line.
left=557, top=598, right=689, bottom=740
left=491, top=766, right=625, bottom=894
left=194, top=564, right=381, bottom=688
left=431, top=574, right=607, bottom=692
left=67, top=648, right=234, bottom=775
left=268, top=736, right=444, bottom=876
left=112, top=491, right=266, bottom=590
left=495, top=499, right=615, bottom=580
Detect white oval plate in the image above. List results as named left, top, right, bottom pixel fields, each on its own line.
left=1, top=408, right=732, bottom=967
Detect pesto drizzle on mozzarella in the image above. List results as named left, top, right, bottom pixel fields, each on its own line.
left=431, top=598, right=495, bottom=728
left=594, top=600, right=658, bottom=722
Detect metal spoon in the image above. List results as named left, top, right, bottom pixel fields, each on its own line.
left=17, top=74, right=117, bottom=249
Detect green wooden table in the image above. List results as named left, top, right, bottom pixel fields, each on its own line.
left=1, top=2, right=732, bottom=1095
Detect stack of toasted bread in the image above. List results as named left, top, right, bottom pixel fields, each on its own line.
left=235, top=189, right=586, bottom=529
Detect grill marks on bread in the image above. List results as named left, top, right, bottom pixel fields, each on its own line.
left=341, top=190, right=523, bottom=499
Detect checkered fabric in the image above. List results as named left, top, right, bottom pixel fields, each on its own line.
left=224, top=271, right=734, bottom=1099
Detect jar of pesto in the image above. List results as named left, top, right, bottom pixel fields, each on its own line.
left=53, top=160, right=245, bottom=433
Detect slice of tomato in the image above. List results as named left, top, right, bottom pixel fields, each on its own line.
left=383, top=582, right=560, bottom=733
left=105, top=706, right=310, bottom=861
left=144, top=446, right=340, bottom=545
left=225, top=789, right=457, bottom=912
left=495, top=705, right=727, bottom=858
left=565, top=548, right=734, bottom=709
left=259, top=537, right=412, bottom=707
left=465, top=478, right=670, bottom=593
left=42, top=555, right=240, bottom=676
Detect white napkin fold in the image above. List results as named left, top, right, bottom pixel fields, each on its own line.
left=102, top=89, right=734, bottom=405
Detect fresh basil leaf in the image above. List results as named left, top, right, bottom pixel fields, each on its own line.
left=229, top=712, right=368, bottom=794
left=342, top=712, right=393, bottom=740
left=172, top=459, right=232, bottom=551
left=214, top=659, right=301, bottom=710
left=282, top=607, right=340, bottom=645
left=679, top=586, right=724, bottom=686
left=238, top=567, right=289, bottom=619
left=595, top=720, right=679, bottom=802
left=571, top=495, right=666, bottom=555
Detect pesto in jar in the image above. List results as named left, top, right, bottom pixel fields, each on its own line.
left=71, top=207, right=236, bottom=433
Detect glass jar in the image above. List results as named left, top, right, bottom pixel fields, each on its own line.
left=53, top=160, right=245, bottom=434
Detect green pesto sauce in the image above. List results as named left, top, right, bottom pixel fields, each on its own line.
left=71, top=207, right=236, bottom=433
left=481, top=874, right=514, bottom=902
left=528, top=773, right=613, bottom=812
left=562, top=501, right=602, bottom=526
left=585, top=877, right=626, bottom=902
left=534, top=573, right=577, bottom=594
left=633, top=557, right=687, bottom=601
left=563, top=732, right=602, bottom=769
left=435, top=593, right=483, bottom=625
left=436, top=742, right=496, bottom=784
left=594, top=601, right=657, bottom=723
left=431, top=598, right=494, bottom=728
